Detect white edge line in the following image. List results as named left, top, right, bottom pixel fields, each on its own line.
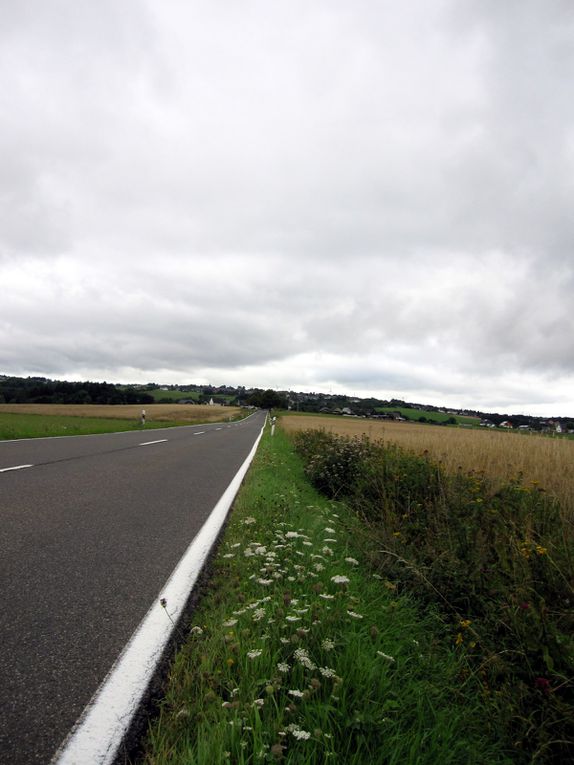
left=51, top=418, right=266, bottom=765
left=0, top=463, right=34, bottom=473
left=193, top=431, right=205, bottom=435
left=138, top=439, right=168, bottom=446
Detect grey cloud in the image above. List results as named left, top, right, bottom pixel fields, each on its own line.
left=1, top=1, right=574, bottom=414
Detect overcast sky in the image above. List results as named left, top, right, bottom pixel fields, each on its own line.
left=1, top=1, right=573, bottom=415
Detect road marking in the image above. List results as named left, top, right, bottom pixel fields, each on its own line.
left=138, top=439, right=168, bottom=447
left=193, top=431, right=205, bottom=435
left=215, top=427, right=222, bottom=430
left=0, top=464, right=34, bottom=473
left=52, top=420, right=266, bottom=765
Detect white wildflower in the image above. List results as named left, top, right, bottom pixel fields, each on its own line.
left=190, top=626, right=203, bottom=635
left=223, top=619, right=238, bottom=627
left=324, top=538, right=337, bottom=543
left=325, top=527, right=336, bottom=534
left=222, top=553, right=234, bottom=559
left=322, top=546, right=334, bottom=556
left=285, top=531, right=299, bottom=538
left=242, top=517, right=257, bottom=525
left=294, top=648, right=316, bottom=669
left=288, top=689, right=305, bottom=698
left=319, top=667, right=337, bottom=678
left=322, top=638, right=335, bottom=651
left=292, top=728, right=311, bottom=740
left=247, top=649, right=263, bottom=659
left=286, top=615, right=300, bottom=622
left=377, top=651, right=395, bottom=662
left=303, top=540, right=313, bottom=546
left=331, top=575, right=350, bottom=584
left=319, top=593, right=335, bottom=600
left=347, top=610, right=364, bottom=619
left=277, top=662, right=290, bottom=673
left=253, top=698, right=265, bottom=707
left=253, top=608, right=266, bottom=621
left=345, top=557, right=359, bottom=566
left=256, top=578, right=274, bottom=586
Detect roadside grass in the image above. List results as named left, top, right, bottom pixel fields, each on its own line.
left=293, top=428, right=574, bottom=763
left=138, top=428, right=509, bottom=764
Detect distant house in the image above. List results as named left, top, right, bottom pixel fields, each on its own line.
left=499, top=421, right=513, bottom=429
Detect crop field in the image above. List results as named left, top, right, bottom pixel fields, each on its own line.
left=281, top=414, right=574, bottom=521
left=0, top=404, right=243, bottom=440
left=0, top=403, right=241, bottom=422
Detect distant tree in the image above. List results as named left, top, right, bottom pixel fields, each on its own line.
left=247, top=389, right=288, bottom=409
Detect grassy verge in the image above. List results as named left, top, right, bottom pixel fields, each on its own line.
left=0, top=412, right=185, bottom=440
left=138, top=428, right=509, bottom=764
left=293, top=429, right=574, bottom=763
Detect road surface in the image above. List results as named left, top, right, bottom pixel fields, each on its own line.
left=0, top=411, right=266, bottom=764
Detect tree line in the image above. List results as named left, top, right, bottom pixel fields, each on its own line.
left=0, top=376, right=154, bottom=405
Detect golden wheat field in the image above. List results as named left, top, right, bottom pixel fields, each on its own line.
left=281, top=414, right=574, bottom=521
left=0, top=403, right=242, bottom=423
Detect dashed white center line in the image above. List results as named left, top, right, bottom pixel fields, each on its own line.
left=0, top=464, right=34, bottom=473
left=193, top=431, right=205, bottom=435
left=139, top=439, right=168, bottom=447
left=215, top=427, right=222, bottom=431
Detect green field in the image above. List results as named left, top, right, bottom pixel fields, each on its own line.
left=145, top=389, right=201, bottom=402
left=375, top=406, right=479, bottom=425
left=0, top=412, right=183, bottom=440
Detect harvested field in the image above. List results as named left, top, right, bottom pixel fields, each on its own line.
left=281, top=414, right=574, bottom=522
left=0, top=403, right=242, bottom=423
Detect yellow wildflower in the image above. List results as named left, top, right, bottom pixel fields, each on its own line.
left=455, top=632, right=464, bottom=646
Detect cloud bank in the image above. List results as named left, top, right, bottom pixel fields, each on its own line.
left=1, top=1, right=573, bottom=415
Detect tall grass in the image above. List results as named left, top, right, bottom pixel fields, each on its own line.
left=293, top=429, right=574, bottom=763
left=282, top=415, right=574, bottom=532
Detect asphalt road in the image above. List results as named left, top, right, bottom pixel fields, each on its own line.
left=0, top=411, right=266, bottom=764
